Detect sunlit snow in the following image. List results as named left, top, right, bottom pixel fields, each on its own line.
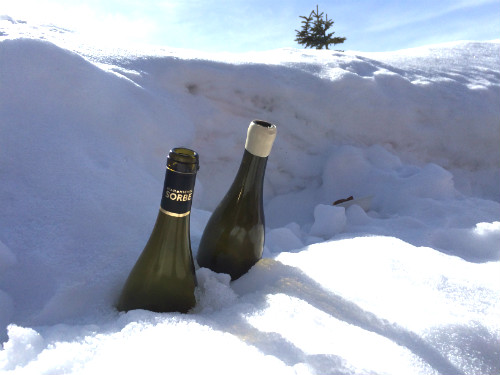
left=1, top=15, right=499, bottom=375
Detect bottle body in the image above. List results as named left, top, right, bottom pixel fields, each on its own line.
left=117, top=148, right=199, bottom=313
left=197, top=120, right=277, bottom=280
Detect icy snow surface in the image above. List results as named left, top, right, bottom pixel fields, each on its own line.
left=1, top=16, right=499, bottom=375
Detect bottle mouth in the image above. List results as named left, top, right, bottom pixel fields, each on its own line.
left=245, top=120, right=277, bottom=157
left=168, top=147, right=200, bottom=172
left=252, top=119, right=276, bottom=129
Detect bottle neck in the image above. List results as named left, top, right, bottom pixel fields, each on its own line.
left=232, top=149, right=268, bottom=198
left=160, top=168, right=197, bottom=217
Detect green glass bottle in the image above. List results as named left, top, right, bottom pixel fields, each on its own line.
left=117, top=147, right=199, bottom=313
left=197, top=120, right=277, bottom=280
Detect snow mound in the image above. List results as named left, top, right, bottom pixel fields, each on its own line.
left=1, top=18, right=499, bottom=375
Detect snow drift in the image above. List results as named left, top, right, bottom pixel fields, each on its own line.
left=1, top=17, right=499, bottom=375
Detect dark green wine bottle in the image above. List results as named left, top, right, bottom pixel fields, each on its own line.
left=196, top=120, right=277, bottom=280
left=116, top=147, right=199, bottom=313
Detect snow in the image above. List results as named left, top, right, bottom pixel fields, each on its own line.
left=1, top=16, right=500, bottom=375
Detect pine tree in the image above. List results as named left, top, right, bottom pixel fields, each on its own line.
left=295, top=5, right=346, bottom=50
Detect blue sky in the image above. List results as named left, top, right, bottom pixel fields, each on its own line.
left=3, top=0, right=500, bottom=52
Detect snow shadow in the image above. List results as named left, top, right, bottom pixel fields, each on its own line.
left=195, top=259, right=473, bottom=375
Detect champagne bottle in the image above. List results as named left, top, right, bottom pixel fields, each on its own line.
left=117, top=147, right=199, bottom=313
left=197, top=120, right=277, bottom=280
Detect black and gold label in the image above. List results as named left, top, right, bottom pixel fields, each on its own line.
left=160, top=169, right=196, bottom=216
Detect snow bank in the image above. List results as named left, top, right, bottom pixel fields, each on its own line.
left=1, top=18, right=499, bottom=375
